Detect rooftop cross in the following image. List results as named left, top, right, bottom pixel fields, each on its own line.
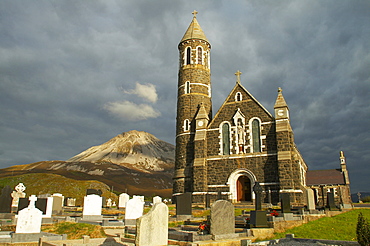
left=235, top=70, right=242, bottom=84
left=192, top=10, right=198, bottom=18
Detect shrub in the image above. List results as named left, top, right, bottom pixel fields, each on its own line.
left=361, top=196, right=370, bottom=203
left=356, top=212, right=370, bottom=246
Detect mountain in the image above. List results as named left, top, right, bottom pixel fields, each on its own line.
left=67, top=130, right=174, bottom=173
left=0, top=130, right=175, bottom=198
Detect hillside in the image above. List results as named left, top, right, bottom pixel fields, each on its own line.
left=0, top=173, right=116, bottom=206
left=0, top=130, right=175, bottom=198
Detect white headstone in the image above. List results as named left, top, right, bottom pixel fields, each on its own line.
left=153, top=196, right=162, bottom=204
left=66, top=198, right=76, bottom=207
left=306, top=188, right=316, bottom=211
left=106, top=198, right=112, bottom=207
left=43, top=197, right=53, bottom=218
left=51, top=193, right=64, bottom=214
left=82, top=194, right=102, bottom=216
left=118, top=193, right=130, bottom=208
left=125, top=196, right=144, bottom=225
left=15, top=195, right=42, bottom=233
left=135, top=202, right=168, bottom=246
left=133, top=195, right=145, bottom=203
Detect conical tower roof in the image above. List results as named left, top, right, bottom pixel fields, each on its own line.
left=180, top=11, right=209, bottom=43
left=195, top=103, right=210, bottom=120
left=274, top=87, right=289, bottom=109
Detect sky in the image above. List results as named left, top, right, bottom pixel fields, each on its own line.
left=0, top=1, right=369, bottom=194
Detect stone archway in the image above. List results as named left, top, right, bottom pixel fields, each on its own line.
left=227, top=169, right=256, bottom=203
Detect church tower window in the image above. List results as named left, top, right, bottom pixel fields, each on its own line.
left=185, top=81, right=190, bottom=94
left=222, top=123, right=230, bottom=155
left=186, top=47, right=191, bottom=65
left=184, top=119, right=190, bottom=132
left=251, top=119, right=261, bottom=153
left=197, top=47, right=203, bottom=64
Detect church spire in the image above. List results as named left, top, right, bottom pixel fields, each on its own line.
left=180, top=10, right=209, bottom=43
left=274, top=87, right=290, bottom=120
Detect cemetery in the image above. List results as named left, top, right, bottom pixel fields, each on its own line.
left=0, top=182, right=360, bottom=246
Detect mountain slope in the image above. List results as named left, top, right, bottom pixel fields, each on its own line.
left=67, top=130, right=174, bottom=173
left=0, top=130, right=175, bottom=198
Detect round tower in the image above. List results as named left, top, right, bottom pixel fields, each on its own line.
left=173, top=11, right=212, bottom=195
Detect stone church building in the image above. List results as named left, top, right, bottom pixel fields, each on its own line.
left=173, top=12, right=352, bottom=207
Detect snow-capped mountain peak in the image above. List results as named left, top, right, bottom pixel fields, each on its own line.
left=67, top=130, right=175, bottom=172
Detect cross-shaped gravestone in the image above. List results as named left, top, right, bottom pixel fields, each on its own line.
left=235, top=70, right=242, bottom=84
left=15, top=195, right=43, bottom=233
left=28, top=195, right=37, bottom=208
left=253, top=182, right=262, bottom=211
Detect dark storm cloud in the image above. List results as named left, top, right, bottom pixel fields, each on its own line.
left=0, top=0, right=369, bottom=193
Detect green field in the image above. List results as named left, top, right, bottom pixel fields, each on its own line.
left=269, top=209, right=370, bottom=241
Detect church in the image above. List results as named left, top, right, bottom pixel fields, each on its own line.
left=173, top=12, right=352, bottom=207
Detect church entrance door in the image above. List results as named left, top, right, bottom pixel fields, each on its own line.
left=236, top=176, right=252, bottom=201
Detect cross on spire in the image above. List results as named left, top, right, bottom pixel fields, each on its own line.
left=235, top=70, right=242, bottom=84
left=192, top=10, right=198, bottom=18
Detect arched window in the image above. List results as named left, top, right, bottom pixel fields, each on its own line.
left=235, top=92, right=242, bottom=102
left=252, top=119, right=261, bottom=152
left=185, top=81, right=190, bottom=94
left=186, top=47, right=191, bottom=65
left=184, top=119, right=190, bottom=132
left=197, top=47, right=202, bottom=64
left=222, top=123, right=230, bottom=155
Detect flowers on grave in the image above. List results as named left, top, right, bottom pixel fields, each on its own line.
left=197, top=221, right=209, bottom=234
left=270, top=210, right=279, bottom=217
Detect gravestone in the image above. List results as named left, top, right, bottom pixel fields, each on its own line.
left=176, top=192, right=192, bottom=220
left=254, top=182, right=262, bottom=210
left=153, top=196, right=162, bottom=204
left=15, top=195, right=42, bottom=233
left=11, top=183, right=26, bottom=208
left=0, top=186, right=12, bottom=213
left=210, top=200, right=237, bottom=240
left=125, top=196, right=144, bottom=225
left=86, top=189, right=102, bottom=196
left=118, top=193, right=130, bottom=208
left=306, top=188, right=316, bottom=211
left=18, top=197, right=48, bottom=215
left=51, top=193, right=64, bottom=214
left=205, top=194, right=211, bottom=209
left=133, top=195, right=145, bottom=203
left=106, top=198, right=112, bottom=207
left=280, top=193, right=291, bottom=213
left=327, top=192, right=337, bottom=211
left=82, top=194, right=103, bottom=220
left=135, top=202, right=168, bottom=245
left=250, top=182, right=268, bottom=228
left=65, top=197, right=76, bottom=207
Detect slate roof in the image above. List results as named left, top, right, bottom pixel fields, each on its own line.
left=306, top=169, right=345, bottom=186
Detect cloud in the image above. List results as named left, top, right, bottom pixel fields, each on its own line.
left=103, top=100, right=160, bottom=121
left=123, top=82, right=158, bottom=103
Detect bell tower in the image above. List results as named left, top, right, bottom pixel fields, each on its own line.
left=173, top=11, right=212, bottom=195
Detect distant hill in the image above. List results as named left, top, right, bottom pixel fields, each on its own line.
left=0, top=130, right=175, bottom=198
left=0, top=173, right=116, bottom=206
left=351, top=192, right=370, bottom=203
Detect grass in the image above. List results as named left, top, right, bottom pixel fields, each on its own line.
left=268, top=209, right=370, bottom=241
left=42, top=222, right=106, bottom=239
left=0, top=222, right=106, bottom=240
